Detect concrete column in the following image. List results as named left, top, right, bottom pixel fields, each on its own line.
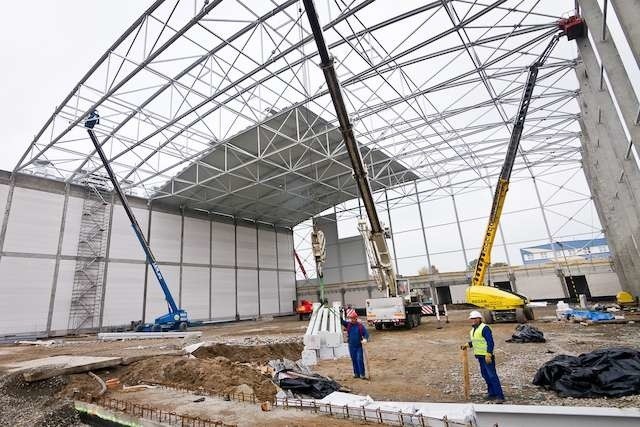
left=575, top=38, right=640, bottom=294
left=46, top=184, right=70, bottom=335
left=609, top=0, right=640, bottom=70
left=580, top=0, right=640, bottom=158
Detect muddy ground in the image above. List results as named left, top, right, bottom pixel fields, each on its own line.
left=1, top=307, right=639, bottom=425
left=314, top=308, right=640, bottom=407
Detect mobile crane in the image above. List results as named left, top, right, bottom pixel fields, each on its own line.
left=466, top=16, right=585, bottom=323
left=84, top=110, right=191, bottom=332
left=303, top=0, right=427, bottom=329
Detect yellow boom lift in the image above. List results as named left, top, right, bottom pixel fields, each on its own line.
left=466, top=16, right=586, bottom=323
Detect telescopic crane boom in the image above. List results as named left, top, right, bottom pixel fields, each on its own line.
left=466, top=16, right=585, bottom=322
left=84, top=111, right=189, bottom=331
left=302, top=0, right=397, bottom=297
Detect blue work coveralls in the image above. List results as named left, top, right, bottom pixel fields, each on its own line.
left=341, top=319, right=370, bottom=377
left=469, top=323, right=505, bottom=400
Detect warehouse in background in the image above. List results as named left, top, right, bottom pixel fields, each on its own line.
left=520, top=239, right=611, bottom=265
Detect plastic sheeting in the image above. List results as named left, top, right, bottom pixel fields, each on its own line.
left=533, top=348, right=640, bottom=397
left=270, top=358, right=341, bottom=399
left=506, top=324, right=546, bottom=343
left=566, top=309, right=614, bottom=321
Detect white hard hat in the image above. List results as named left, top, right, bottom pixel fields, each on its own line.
left=468, top=310, right=483, bottom=319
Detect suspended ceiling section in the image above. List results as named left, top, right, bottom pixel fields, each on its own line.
left=16, top=0, right=582, bottom=226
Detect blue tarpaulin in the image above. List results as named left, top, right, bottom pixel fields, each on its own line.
left=567, top=309, right=614, bottom=321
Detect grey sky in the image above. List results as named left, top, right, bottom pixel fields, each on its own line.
left=0, top=1, right=149, bottom=172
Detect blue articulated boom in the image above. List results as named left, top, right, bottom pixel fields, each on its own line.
left=84, top=110, right=190, bottom=332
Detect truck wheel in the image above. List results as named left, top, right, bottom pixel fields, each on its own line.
left=178, top=322, right=188, bottom=332
left=416, top=314, right=422, bottom=326
left=524, top=306, right=535, bottom=321
left=481, top=310, right=494, bottom=324
left=298, top=313, right=304, bottom=321
left=515, top=308, right=526, bottom=324
left=375, top=324, right=383, bottom=330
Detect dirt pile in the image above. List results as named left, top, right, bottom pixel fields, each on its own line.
left=118, top=355, right=277, bottom=401
left=0, top=373, right=83, bottom=426
left=193, top=342, right=304, bottom=364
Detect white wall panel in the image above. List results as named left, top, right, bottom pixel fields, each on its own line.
left=212, top=222, right=235, bottom=267
left=183, top=217, right=210, bottom=264
left=0, top=257, right=54, bottom=335
left=145, top=265, right=180, bottom=322
left=149, top=211, right=181, bottom=263
left=515, top=276, right=564, bottom=300
left=237, top=269, right=259, bottom=317
left=61, top=197, right=84, bottom=256
left=259, top=270, right=279, bottom=314
left=102, top=263, right=145, bottom=326
left=181, top=266, right=210, bottom=320
left=278, top=271, right=296, bottom=313
left=4, top=188, right=64, bottom=254
left=344, top=289, right=369, bottom=307
left=277, top=231, right=294, bottom=271
left=50, top=260, right=76, bottom=332
left=450, top=284, right=468, bottom=304
left=258, top=228, right=278, bottom=269
left=236, top=226, right=257, bottom=268
left=585, top=272, right=621, bottom=297
left=212, top=267, right=236, bottom=319
left=109, top=205, right=149, bottom=260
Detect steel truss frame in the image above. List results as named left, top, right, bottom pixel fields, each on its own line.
left=17, top=1, right=595, bottom=266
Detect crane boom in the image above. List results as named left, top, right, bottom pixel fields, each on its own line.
left=303, top=0, right=397, bottom=296
left=470, top=32, right=565, bottom=287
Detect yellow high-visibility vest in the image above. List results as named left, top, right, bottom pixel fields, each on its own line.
left=470, top=323, right=489, bottom=356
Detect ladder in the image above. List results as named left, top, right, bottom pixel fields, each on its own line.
left=67, top=184, right=109, bottom=333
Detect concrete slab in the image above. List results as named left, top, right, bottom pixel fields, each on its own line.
left=318, top=346, right=335, bottom=360
left=2, top=355, right=123, bottom=382
left=97, top=331, right=202, bottom=341
left=301, top=349, right=318, bottom=366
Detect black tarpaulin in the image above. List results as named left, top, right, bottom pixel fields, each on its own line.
left=506, top=324, right=546, bottom=343
left=533, top=347, right=640, bottom=397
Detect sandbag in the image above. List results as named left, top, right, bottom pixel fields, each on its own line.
left=533, top=347, right=640, bottom=397
left=506, top=324, right=545, bottom=343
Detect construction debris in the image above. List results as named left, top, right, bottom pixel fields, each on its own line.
left=270, top=358, right=341, bottom=399
left=506, top=324, right=546, bottom=343
left=533, top=347, right=640, bottom=398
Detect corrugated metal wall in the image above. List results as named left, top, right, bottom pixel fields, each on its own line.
left=0, top=173, right=296, bottom=337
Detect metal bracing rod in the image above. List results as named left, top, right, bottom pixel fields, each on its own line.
left=85, top=119, right=179, bottom=315
left=13, top=0, right=166, bottom=173
left=59, top=0, right=520, bottom=185
left=17, top=0, right=225, bottom=173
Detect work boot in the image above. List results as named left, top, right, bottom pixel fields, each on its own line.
left=494, top=398, right=505, bottom=404
left=353, top=374, right=359, bottom=378
left=359, top=375, right=367, bottom=379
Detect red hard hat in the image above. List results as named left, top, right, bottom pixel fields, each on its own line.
left=348, top=311, right=358, bottom=319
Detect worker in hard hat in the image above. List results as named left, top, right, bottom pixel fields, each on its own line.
left=461, top=310, right=505, bottom=403
left=341, top=311, right=369, bottom=379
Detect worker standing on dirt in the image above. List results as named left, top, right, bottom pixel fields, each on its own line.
left=462, top=310, right=505, bottom=403
left=341, top=311, right=369, bottom=379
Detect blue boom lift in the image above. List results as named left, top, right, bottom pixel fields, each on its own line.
left=85, top=110, right=191, bottom=332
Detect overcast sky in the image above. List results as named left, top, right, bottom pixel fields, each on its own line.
left=0, top=1, right=150, bottom=172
